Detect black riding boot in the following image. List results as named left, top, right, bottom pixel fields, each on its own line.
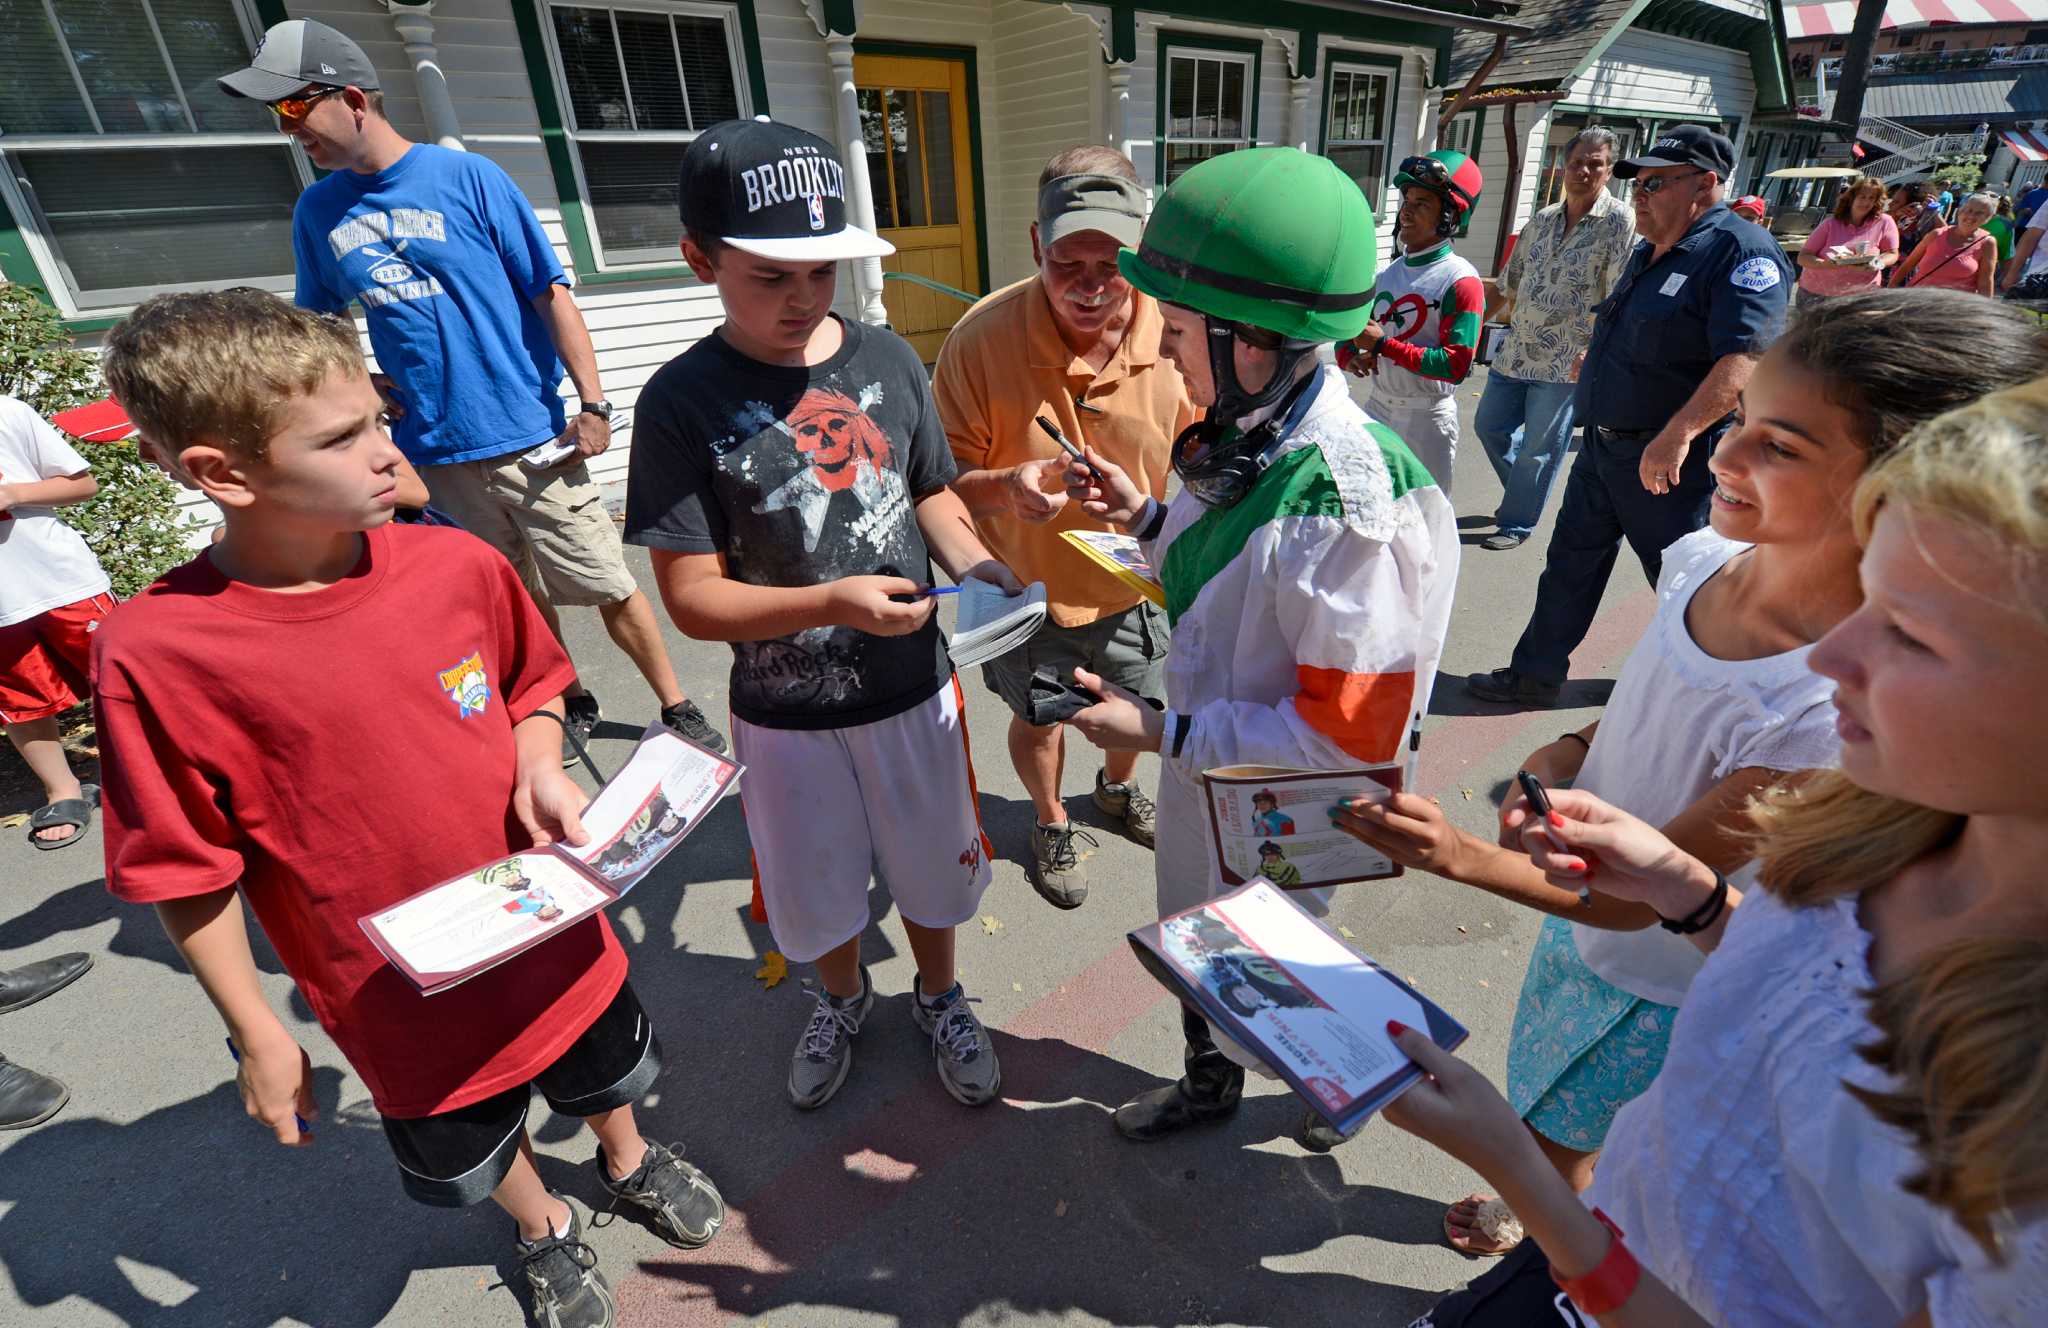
left=1113, top=1003, right=1246, bottom=1141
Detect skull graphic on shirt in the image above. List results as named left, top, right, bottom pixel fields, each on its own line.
left=784, top=387, right=892, bottom=492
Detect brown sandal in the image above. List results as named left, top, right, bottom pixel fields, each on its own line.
left=1442, top=1192, right=1523, bottom=1257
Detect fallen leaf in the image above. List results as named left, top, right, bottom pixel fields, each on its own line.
left=1012, top=982, right=1023, bottom=993
left=1478, top=979, right=1491, bottom=988
left=1460, top=787, right=1474, bottom=800
left=981, top=914, right=1004, bottom=936
left=1338, top=925, right=1357, bottom=939
left=0, top=813, right=25, bottom=830
left=1456, top=925, right=1468, bottom=934
left=1054, top=1199, right=1069, bottom=1218
left=754, top=952, right=789, bottom=989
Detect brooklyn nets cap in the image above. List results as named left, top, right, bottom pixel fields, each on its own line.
left=680, top=117, right=894, bottom=262
left=218, top=19, right=381, bottom=101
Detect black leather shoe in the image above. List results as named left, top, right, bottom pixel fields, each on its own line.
left=0, top=1056, right=69, bottom=1130
left=1465, top=668, right=1562, bottom=708
left=0, top=952, right=92, bottom=1015
left=1113, top=1080, right=1242, bottom=1142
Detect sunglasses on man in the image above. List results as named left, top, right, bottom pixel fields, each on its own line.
left=266, top=85, right=345, bottom=126
left=1634, top=169, right=1707, bottom=196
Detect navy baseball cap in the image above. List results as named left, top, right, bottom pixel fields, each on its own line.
left=680, top=117, right=893, bottom=262
left=1614, top=124, right=1735, bottom=180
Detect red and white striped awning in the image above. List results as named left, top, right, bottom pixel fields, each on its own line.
left=1999, top=127, right=2048, bottom=159
left=1785, top=0, right=2048, bottom=39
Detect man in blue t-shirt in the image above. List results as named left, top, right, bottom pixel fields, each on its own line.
left=2019, top=183, right=2048, bottom=226
left=218, top=20, right=724, bottom=760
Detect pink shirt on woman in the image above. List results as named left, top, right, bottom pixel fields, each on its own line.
left=1799, top=213, right=1900, bottom=295
left=1903, top=225, right=1997, bottom=292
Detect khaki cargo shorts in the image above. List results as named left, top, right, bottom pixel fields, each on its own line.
left=420, top=452, right=639, bottom=607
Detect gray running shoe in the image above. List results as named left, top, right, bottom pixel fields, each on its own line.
left=789, top=967, right=872, bottom=1110
left=911, top=983, right=1002, bottom=1106
left=1092, top=770, right=1156, bottom=848
left=1030, top=821, right=1097, bottom=910
left=594, top=1137, right=725, bottom=1248
left=660, top=700, right=727, bottom=754
left=514, top=1196, right=614, bottom=1328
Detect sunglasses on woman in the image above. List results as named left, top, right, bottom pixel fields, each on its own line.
left=266, top=86, right=344, bottom=126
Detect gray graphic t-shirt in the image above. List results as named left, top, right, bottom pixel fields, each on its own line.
left=625, top=318, right=955, bottom=730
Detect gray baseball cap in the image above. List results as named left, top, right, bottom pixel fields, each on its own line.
left=1038, top=173, right=1147, bottom=248
left=218, top=19, right=380, bottom=102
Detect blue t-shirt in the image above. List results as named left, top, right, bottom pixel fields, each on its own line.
left=292, top=145, right=569, bottom=466
left=2020, top=186, right=2048, bottom=225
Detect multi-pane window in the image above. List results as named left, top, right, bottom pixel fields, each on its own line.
left=541, top=0, right=747, bottom=266
left=1324, top=63, right=1394, bottom=210
left=858, top=87, right=958, bottom=229
left=1163, top=48, right=1253, bottom=183
left=1441, top=111, right=1480, bottom=160
left=0, top=0, right=305, bottom=313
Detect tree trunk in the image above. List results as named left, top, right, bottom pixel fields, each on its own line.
left=1829, top=0, right=1890, bottom=142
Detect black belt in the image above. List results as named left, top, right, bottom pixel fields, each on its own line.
left=1590, top=425, right=1657, bottom=443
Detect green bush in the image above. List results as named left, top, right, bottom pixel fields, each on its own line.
left=0, top=283, right=196, bottom=596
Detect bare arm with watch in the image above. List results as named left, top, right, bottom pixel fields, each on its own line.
left=530, top=283, right=613, bottom=461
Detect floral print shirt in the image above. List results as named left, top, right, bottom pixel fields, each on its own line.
left=1494, top=189, right=1636, bottom=384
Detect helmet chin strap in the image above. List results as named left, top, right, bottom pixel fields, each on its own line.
left=1202, top=316, right=1318, bottom=431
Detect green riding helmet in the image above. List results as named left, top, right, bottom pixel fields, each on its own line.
left=1117, top=147, right=1379, bottom=345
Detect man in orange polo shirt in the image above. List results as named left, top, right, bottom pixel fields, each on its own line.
left=937, top=146, right=1193, bottom=910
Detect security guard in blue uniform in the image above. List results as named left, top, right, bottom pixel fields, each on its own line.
left=1469, top=125, right=1790, bottom=707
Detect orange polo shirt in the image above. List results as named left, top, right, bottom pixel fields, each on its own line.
left=934, top=277, right=1193, bottom=628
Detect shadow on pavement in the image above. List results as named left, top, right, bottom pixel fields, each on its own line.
left=1426, top=671, right=1615, bottom=719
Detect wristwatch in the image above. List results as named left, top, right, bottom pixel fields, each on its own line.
left=578, top=399, right=614, bottom=421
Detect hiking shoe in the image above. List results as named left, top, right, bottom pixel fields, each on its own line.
left=515, top=1196, right=614, bottom=1328
left=789, top=966, right=872, bottom=1110
left=911, top=983, right=1002, bottom=1106
left=595, top=1137, right=725, bottom=1249
left=1030, top=821, right=1097, bottom=910
left=563, top=693, right=602, bottom=767
left=1092, top=770, right=1156, bottom=848
left=1480, top=532, right=1526, bottom=551
left=1465, top=668, right=1561, bottom=708
left=661, top=699, right=728, bottom=754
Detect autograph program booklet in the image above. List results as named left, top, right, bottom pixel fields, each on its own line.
left=1060, top=529, right=1166, bottom=607
left=1130, top=879, right=1468, bottom=1133
left=360, top=725, right=742, bottom=994
left=1203, top=764, right=1404, bottom=888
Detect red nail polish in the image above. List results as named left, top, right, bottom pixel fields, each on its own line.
left=1386, top=1020, right=1409, bottom=1037
left=1547, top=810, right=1565, bottom=829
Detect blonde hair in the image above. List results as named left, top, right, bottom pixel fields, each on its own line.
left=103, top=288, right=364, bottom=459
left=1751, top=378, right=2048, bottom=1258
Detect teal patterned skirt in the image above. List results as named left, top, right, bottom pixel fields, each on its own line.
left=1504, top=914, right=1677, bottom=1151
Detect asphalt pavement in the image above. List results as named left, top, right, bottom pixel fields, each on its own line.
left=0, top=369, right=1657, bottom=1328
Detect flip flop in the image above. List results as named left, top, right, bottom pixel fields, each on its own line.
left=1443, top=1192, right=1521, bottom=1257
left=27, top=784, right=99, bottom=852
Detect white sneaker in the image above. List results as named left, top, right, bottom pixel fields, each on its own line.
left=911, top=983, right=1001, bottom=1106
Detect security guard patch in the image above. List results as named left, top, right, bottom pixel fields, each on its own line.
left=1730, top=256, right=1782, bottom=292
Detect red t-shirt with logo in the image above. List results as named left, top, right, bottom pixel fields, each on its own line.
left=93, top=524, right=623, bottom=1117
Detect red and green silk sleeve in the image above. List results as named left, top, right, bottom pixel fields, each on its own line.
left=1375, top=275, right=1485, bottom=384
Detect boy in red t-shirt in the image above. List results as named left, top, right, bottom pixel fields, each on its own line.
left=95, top=290, right=722, bottom=1328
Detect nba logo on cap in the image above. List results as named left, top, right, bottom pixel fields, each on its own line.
left=807, top=194, right=826, bottom=231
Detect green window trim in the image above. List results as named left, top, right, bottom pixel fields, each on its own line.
left=510, top=0, right=771, bottom=283
left=1155, top=30, right=1265, bottom=186
left=1319, top=48, right=1403, bottom=224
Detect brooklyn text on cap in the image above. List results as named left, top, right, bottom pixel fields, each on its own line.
left=1038, top=174, right=1147, bottom=249
left=679, top=117, right=894, bottom=263
left=1613, top=124, right=1735, bottom=180
left=217, top=18, right=381, bottom=102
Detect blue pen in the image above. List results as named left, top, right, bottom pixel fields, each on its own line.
left=226, top=1036, right=313, bottom=1134
left=920, top=585, right=962, bottom=598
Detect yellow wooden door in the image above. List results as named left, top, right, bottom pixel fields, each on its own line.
left=853, top=52, right=980, bottom=362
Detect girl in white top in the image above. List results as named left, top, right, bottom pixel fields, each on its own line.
left=1383, top=378, right=2048, bottom=1327
left=1331, top=288, right=2048, bottom=1254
